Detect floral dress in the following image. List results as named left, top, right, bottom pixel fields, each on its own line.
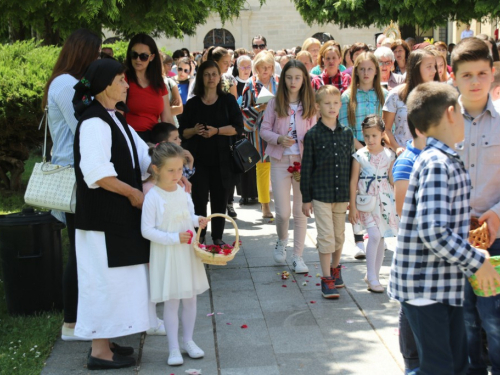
left=353, top=147, right=399, bottom=237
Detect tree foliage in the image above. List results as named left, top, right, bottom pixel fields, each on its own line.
left=0, top=0, right=264, bottom=45
left=293, top=0, right=498, bottom=30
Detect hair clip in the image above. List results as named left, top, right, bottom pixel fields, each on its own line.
left=155, top=143, right=160, bottom=148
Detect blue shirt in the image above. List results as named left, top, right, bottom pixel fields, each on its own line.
left=392, top=140, right=421, bottom=182
left=178, top=81, right=190, bottom=104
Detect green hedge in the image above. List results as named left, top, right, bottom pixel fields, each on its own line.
left=0, top=40, right=60, bottom=189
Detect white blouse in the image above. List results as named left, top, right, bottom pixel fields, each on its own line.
left=79, top=111, right=150, bottom=189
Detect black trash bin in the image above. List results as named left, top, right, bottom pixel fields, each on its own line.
left=0, top=208, right=65, bottom=315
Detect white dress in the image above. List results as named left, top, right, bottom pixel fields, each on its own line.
left=141, top=185, right=209, bottom=303
left=75, top=112, right=155, bottom=339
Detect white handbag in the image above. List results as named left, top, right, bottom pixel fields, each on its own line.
left=355, top=162, right=379, bottom=213
left=24, top=106, right=76, bottom=213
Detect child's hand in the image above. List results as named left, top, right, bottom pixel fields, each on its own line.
left=198, top=216, right=209, bottom=229
left=348, top=207, right=359, bottom=225
left=179, top=232, right=191, bottom=244
left=302, top=203, right=313, bottom=218
left=474, top=255, right=500, bottom=296
left=478, top=210, right=500, bottom=247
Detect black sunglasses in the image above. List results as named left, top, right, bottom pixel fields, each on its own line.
left=130, top=51, right=151, bottom=62
left=180, top=68, right=190, bottom=73
left=253, top=44, right=266, bottom=50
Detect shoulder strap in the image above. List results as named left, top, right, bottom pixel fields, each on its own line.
left=39, top=106, right=49, bottom=163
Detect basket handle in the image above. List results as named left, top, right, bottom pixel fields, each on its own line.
left=195, top=213, right=239, bottom=246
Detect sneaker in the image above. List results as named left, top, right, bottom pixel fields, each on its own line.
left=146, top=318, right=166, bottom=336
left=273, top=239, right=287, bottom=264
left=167, top=348, right=184, bottom=366
left=182, top=340, right=204, bottom=358
left=291, top=255, right=309, bottom=273
left=61, top=325, right=92, bottom=341
left=321, top=276, right=339, bottom=299
left=227, top=203, right=237, bottom=218
left=331, top=264, right=345, bottom=288
left=354, top=242, right=366, bottom=260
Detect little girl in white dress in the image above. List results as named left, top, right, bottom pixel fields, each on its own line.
left=349, top=115, right=399, bottom=293
left=141, top=142, right=209, bottom=366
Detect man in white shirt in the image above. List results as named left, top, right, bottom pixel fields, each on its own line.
left=461, top=24, right=474, bottom=40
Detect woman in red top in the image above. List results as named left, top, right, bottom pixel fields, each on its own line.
left=125, top=34, right=175, bottom=142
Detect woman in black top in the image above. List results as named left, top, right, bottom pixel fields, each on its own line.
left=179, top=61, right=243, bottom=245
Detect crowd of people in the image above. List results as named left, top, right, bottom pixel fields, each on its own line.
left=42, top=27, right=500, bottom=373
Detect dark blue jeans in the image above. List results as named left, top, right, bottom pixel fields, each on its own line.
left=464, top=238, right=500, bottom=375
left=399, top=306, right=419, bottom=370
left=402, top=302, right=468, bottom=375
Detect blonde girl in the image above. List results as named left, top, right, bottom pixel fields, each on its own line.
left=348, top=115, right=398, bottom=293
left=339, top=52, right=388, bottom=150
left=260, top=60, right=317, bottom=271
left=141, top=142, right=209, bottom=366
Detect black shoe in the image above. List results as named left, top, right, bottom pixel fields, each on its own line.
left=227, top=203, right=237, bottom=218
left=87, top=353, right=136, bottom=370
left=249, top=198, right=259, bottom=205
left=110, top=342, right=134, bottom=356
left=239, top=198, right=249, bottom=206
left=213, top=239, right=226, bottom=246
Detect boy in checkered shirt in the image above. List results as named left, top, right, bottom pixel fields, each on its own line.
left=388, top=82, right=500, bottom=374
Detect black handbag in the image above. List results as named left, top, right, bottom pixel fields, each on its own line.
left=223, top=97, right=260, bottom=173
left=230, top=138, right=260, bottom=173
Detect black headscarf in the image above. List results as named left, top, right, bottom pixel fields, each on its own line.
left=72, top=59, right=128, bottom=119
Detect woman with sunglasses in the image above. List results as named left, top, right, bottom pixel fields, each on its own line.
left=125, top=34, right=175, bottom=142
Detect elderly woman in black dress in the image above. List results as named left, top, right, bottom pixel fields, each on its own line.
left=179, top=61, right=243, bottom=245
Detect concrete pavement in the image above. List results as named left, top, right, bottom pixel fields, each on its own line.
left=42, top=197, right=404, bottom=375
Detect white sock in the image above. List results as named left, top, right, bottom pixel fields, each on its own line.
left=356, top=242, right=365, bottom=251
left=163, top=299, right=180, bottom=351
left=365, top=226, right=383, bottom=284
left=181, top=296, right=197, bottom=344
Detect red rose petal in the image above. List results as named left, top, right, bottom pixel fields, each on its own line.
left=308, top=275, right=312, bottom=277
left=310, top=301, right=316, bottom=304
left=292, top=280, right=296, bottom=283
left=241, top=324, right=248, bottom=329
left=282, top=284, right=287, bottom=287
left=316, top=283, right=320, bottom=286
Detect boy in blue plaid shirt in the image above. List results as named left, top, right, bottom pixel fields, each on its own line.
left=388, top=82, right=500, bottom=375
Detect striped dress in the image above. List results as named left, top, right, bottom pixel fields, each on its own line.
left=240, top=75, right=279, bottom=162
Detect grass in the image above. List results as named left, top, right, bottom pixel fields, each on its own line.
left=0, top=151, right=68, bottom=375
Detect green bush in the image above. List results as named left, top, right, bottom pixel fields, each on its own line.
left=0, top=40, right=60, bottom=190
left=102, top=40, right=129, bottom=63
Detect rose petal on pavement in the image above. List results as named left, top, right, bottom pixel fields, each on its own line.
left=241, top=324, right=248, bottom=329
left=282, top=284, right=287, bottom=287
left=206, top=313, right=214, bottom=316
left=316, top=283, right=320, bottom=286
left=185, top=370, right=202, bottom=375
left=310, top=301, right=316, bottom=304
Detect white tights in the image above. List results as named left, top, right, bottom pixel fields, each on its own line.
left=365, top=226, right=385, bottom=285
left=163, top=296, right=197, bottom=351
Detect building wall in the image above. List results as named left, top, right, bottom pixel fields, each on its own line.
left=151, top=0, right=385, bottom=52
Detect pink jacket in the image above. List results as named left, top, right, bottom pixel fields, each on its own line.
left=260, top=98, right=317, bottom=160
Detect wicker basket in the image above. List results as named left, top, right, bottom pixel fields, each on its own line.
left=469, top=217, right=490, bottom=250
left=193, top=213, right=240, bottom=266
left=468, top=256, right=500, bottom=296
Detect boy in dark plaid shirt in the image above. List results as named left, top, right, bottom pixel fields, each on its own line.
left=301, top=86, right=354, bottom=299
left=388, top=82, right=500, bottom=374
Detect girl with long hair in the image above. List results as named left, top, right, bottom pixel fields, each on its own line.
left=260, top=60, right=317, bottom=271
left=383, top=50, right=439, bottom=155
